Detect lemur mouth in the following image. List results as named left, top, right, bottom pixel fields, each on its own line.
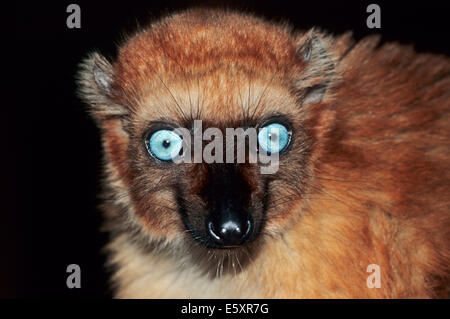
left=184, top=217, right=263, bottom=277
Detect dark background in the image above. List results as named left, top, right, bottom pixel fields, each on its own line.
left=10, top=0, right=449, bottom=298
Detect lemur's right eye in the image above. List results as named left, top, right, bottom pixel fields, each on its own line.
left=146, top=129, right=183, bottom=162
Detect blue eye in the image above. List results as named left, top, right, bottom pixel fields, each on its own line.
left=258, top=123, right=291, bottom=154
left=148, top=129, right=183, bottom=162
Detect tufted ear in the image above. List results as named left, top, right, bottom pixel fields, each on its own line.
left=77, top=52, right=128, bottom=123
left=294, top=30, right=337, bottom=105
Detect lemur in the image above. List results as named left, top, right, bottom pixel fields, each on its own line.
left=78, top=9, right=449, bottom=298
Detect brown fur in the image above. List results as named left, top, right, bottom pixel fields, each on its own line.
left=78, top=9, right=450, bottom=298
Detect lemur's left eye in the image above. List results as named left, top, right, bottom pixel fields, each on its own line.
left=258, top=123, right=291, bottom=154
left=147, top=129, right=183, bottom=162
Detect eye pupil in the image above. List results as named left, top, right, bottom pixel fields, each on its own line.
left=147, top=129, right=183, bottom=162
left=269, top=133, right=278, bottom=142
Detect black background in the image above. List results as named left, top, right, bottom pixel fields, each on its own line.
left=10, top=0, right=449, bottom=298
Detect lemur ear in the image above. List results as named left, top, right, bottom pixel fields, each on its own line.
left=77, top=52, right=128, bottom=121
left=294, top=30, right=337, bottom=105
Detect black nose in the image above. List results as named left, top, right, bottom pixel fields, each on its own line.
left=206, top=211, right=253, bottom=247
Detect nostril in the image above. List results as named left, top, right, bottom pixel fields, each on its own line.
left=243, top=218, right=252, bottom=239
left=207, top=220, right=222, bottom=243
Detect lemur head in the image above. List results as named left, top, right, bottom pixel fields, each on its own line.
left=78, top=9, right=338, bottom=273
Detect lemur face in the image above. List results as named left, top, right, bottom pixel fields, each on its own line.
left=78, top=9, right=335, bottom=271
left=125, top=81, right=309, bottom=250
